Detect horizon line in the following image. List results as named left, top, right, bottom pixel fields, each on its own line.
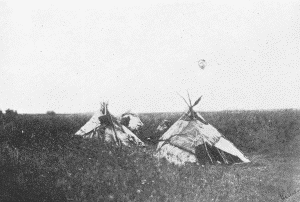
left=16, top=108, right=300, bottom=115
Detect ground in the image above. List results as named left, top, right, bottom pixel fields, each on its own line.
left=0, top=110, right=300, bottom=201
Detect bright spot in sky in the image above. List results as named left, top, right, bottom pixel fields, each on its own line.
left=0, top=0, right=299, bottom=114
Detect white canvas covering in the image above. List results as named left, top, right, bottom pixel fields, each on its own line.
left=120, top=113, right=144, bottom=132
left=75, top=106, right=144, bottom=146
left=75, top=110, right=102, bottom=136
left=214, top=137, right=250, bottom=163
left=157, top=106, right=250, bottom=165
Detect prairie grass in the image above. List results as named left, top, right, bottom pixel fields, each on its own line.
left=0, top=109, right=300, bottom=201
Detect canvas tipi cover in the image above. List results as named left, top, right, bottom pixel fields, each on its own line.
left=156, top=96, right=250, bottom=165
left=75, top=103, right=144, bottom=146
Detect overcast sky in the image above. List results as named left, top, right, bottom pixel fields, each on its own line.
left=0, top=0, right=299, bottom=114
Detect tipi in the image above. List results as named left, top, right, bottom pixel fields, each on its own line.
left=156, top=95, right=250, bottom=165
left=75, top=102, right=144, bottom=146
left=120, top=112, right=144, bottom=135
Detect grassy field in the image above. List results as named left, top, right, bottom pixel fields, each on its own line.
left=0, top=109, right=300, bottom=201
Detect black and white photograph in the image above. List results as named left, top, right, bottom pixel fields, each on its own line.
left=0, top=0, right=299, bottom=201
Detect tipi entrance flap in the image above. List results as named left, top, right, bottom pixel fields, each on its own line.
left=214, top=137, right=250, bottom=163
